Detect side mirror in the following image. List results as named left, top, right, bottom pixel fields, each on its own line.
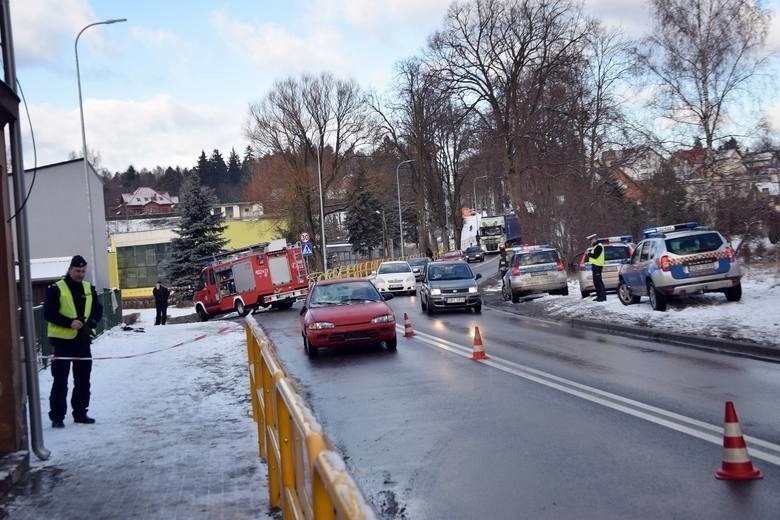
left=381, top=292, right=394, bottom=300
left=371, top=271, right=377, bottom=276
left=299, top=306, right=306, bottom=316
left=475, top=273, right=482, bottom=280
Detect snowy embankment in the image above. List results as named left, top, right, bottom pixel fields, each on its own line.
left=484, top=265, right=780, bottom=346
left=8, top=308, right=272, bottom=519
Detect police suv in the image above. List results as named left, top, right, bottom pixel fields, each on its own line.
left=617, top=222, right=742, bottom=311
left=501, top=244, right=568, bottom=303
left=577, top=235, right=634, bottom=298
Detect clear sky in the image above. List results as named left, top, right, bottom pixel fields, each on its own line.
left=12, top=0, right=780, bottom=173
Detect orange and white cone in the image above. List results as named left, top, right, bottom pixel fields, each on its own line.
left=403, top=312, right=415, bottom=337
left=471, top=326, right=488, bottom=360
left=715, top=401, right=762, bottom=480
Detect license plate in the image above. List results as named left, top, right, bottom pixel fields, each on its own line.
left=390, top=285, right=402, bottom=289
left=531, top=272, right=547, bottom=277
left=448, top=297, right=466, bottom=303
left=688, top=262, right=716, bottom=273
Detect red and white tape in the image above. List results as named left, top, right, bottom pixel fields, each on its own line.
left=44, top=325, right=238, bottom=361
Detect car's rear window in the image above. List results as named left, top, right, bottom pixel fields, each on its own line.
left=605, top=246, right=631, bottom=261
left=428, top=263, right=474, bottom=280
left=665, top=232, right=723, bottom=255
left=378, top=263, right=412, bottom=274
left=514, top=250, right=559, bottom=266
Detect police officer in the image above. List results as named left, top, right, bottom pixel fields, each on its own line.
left=153, top=281, right=171, bottom=325
left=586, top=234, right=607, bottom=302
left=45, top=255, right=103, bottom=428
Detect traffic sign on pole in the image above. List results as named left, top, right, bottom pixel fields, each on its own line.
left=300, top=232, right=310, bottom=243
left=301, top=242, right=314, bottom=256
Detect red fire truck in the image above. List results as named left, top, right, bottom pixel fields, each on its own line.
left=193, top=242, right=309, bottom=321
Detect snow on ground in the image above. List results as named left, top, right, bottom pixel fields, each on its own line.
left=3, top=309, right=273, bottom=519
left=485, top=265, right=780, bottom=346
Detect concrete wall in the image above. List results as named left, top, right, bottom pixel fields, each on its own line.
left=22, top=159, right=109, bottom=290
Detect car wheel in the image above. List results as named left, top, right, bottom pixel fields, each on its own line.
left=559, top=287, right=569, bottom=297
left=304, top=335, right=318, bottom=358
left=426, top=299, right=435, bottom=315
left=580, top=290, right=590, bottom=298
left=474, top=304, right=482, bottom=313
left=724, top=283, right=742, bottom=302
left=648, top=280, right=667, bottom=311
left=511, top=290, right=520, bottom=303
left=385, top=335, right=398, bottom=352
left=196, top=306, right=210, bottom=322
left=618, top=281, right=640, bottom=306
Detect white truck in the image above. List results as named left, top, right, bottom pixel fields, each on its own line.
left=478, top=215, right=506, bottom=254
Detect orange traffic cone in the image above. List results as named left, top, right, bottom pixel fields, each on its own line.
left=715, top=401, right=762, bottom=480
left=471, top=326, right=488, bottom=360
left=403, top=312, right=415, bottom=337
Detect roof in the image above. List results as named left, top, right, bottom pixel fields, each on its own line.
left=121, top=187, right=179, bottom=207
left=14, top=257, right=71, bottom=282
left=314, top=277, right=372, bottom=286
left=672, top=148, right=707, bottom=165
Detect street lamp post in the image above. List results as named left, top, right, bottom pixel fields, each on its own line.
left=396, top=159, right=414, bottom=258
left=76, top=18, right=126, bottom=286
left=316, top=144, right=327, bottom=272
left=473, top=175, right=488, bottom=213
left=375, top=209, right=388, bottom=257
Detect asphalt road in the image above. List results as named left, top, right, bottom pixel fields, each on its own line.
left=254, top=255, right=780, bottom=519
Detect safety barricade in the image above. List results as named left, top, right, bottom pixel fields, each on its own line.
left=245, top=318, right=376, bottom=519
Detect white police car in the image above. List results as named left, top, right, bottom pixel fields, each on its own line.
left=501, top=244, right=568, bottom=303
left=577, top=235, right=634, bottom=298
left=617, top=222, right=742, bottom=311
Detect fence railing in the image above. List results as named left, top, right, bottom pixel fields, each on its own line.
left=306, top=253, right=434, bottom=284
left=34, top=288, right=123, bottom=369
left=245, top=318, right=376, bottom=519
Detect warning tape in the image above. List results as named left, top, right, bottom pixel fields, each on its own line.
left=44, top=325, right=239, bottom=361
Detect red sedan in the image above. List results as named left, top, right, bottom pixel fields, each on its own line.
left=300, top=278, right=397, bottom=358
left=441, top=249, right=467, bottom=261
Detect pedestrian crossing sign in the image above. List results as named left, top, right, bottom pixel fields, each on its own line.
left=301, top=242, right=314, bottom=256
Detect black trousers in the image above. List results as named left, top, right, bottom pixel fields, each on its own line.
left=592, top=265, right=606, bottom=300
left=155, top=304, right=168, bottom=325
left=48, top=338, right=92, bottom=421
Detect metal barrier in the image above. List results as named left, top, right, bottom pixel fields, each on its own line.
left=245, top=318, right=376, bottom=519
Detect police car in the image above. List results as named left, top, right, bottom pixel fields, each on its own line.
left=577, top=235, right=634, bottom=298
left=501, top=244, right=568, bottom=303
left=617, top=222, right=742, bottom=311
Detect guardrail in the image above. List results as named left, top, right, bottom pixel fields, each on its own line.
left=245, top=318, right=376, bottom=519
left=307, top=254, right=435, bottom=284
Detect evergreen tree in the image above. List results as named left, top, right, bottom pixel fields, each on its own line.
left=157, top=167, right=183, bottom=196
left=195, top=150, right=210, bottom=186
left=345, top=188, right=384, bottom=257
left=241, top=145, right=255, bottom=185
left=166, top=172, right=228, bottom=298
left=208, top=149, right=228, bottom=201
left=120, top=165, right=139, bottom=190
left=693, top=136, right=703, bottom=149
left=226, top=148, right=242, bottom=201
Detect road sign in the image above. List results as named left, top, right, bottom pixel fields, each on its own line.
left=300, top=232, right=310, bottom=243
left=301, top=242, right=314, bottom=256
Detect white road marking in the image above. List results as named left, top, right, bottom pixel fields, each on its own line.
left=398, top=325, right=780, bottom=467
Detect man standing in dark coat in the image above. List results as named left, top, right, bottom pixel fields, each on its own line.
left=153, top=281, right=171, bottom=325
left=44, top=255, right=103, bottom=428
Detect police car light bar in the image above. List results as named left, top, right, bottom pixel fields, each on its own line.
left=513, top=244, right=553, bottom=252
left=599, top=235, right=633, bottom=244
left=642, top=222, right=699, bottom=237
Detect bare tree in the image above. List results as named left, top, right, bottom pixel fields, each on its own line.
left=634, top=0, right=772, bottom=150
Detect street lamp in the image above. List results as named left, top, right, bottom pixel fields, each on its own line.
left=76, top=18, right=126, bottom=286
left=396, top=159, right=414, bottom=258
left=473, top=175, right=488, bottom=213
left=374, top=209, right=388, bottom=258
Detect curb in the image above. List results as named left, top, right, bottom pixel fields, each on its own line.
left=569, top=317, right=780, bottom=362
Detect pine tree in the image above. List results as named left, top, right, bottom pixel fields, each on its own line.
left=345, top=188, right=384, bottom=257
left=196, top=150, right=210, bottom=186
left=241, top=145, right=255, bottom=185
left=209, top=149, right=228, bottom=201
left=226, top=148, right=242, bottom=201
left=166, top=172, right=228, bottom=298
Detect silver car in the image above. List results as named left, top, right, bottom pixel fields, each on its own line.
left=501, top=245, right=568, bottom=302
left=617, top=222, right=742, bottom=311
left=577, top=236, right=634, bottom=298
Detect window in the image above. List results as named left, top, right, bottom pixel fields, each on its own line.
left=377, top=263, right=412, bottom=274
left=639, top=241, right=653, bottom=262
left=117, top=243, right=173, bottom=289
left=514, top=250, right=559, bottom=266
left=665, top=233, right=723, bottom=255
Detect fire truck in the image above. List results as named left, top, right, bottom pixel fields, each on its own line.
left=193, top=240, right=309, bottom=321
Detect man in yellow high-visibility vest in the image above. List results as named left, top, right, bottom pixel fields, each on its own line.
left=586, top=234, right=607, bottom=302
left=44, top=255, right=103, bottom=428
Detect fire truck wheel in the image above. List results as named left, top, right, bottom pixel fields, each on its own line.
left=235, top=300, right=250, bottom=317
left=272, top=300, right=294, bottom=310
left=196, top=306, right=210, bottom=321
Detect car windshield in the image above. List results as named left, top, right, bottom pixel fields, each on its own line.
left=408, top=258, right=428, bottom=267
left=309, top=281, right=381, bottom=306
left=665, top=232, right=723, bottom=255
left=465, top=246, right=480, bottom=253
left=428, top=263, right=474, bottom=280
left=377, top=263, right=412, bottom=274
left=515, top=250, right=559, bottom=266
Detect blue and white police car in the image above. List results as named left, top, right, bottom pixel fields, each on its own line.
left=501, top=244, right=568, bottom=302
left=617, top=222, right=742, bottom=311
left=577, top=235, right=634, bottom=298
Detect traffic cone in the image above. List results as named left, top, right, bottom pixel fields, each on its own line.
left=471, top=326, right=488, bottom=360
left=403, top=312, right=415, bottom=337
left=715, top=401, right=763, bottom=480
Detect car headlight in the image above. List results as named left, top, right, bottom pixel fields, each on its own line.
left=406, top=276, right=415, bottom=284
left=431, top=288, right=441, bottom=295
left=468, top=286, right=478, bottom=293
left=374, top=279, right=387, bottom=286
left=308, top=321, right=335, bottom=330
left=371, top=314, right=395, bottom=324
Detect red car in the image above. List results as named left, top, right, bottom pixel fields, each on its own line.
left=300, top=278, right=397, bottom=358
left=441, top=249, right=467, bottom=261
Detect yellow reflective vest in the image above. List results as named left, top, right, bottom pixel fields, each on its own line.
left=589, top=243, right=605, bottom=267
left=47, top=279, right=93, bottom=340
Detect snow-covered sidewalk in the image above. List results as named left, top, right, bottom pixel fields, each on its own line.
left=484, top=265, right=780, bottom=346
left=2, top=309, right=272, bottom=520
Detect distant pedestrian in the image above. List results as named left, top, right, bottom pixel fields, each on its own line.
left=425, top=247, right=434, bottom=260
left=153, top=281, right=172, bottom=325
left=586, top=234, right=607, bottom=302
left=45, top=255, right=103, bottom=428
